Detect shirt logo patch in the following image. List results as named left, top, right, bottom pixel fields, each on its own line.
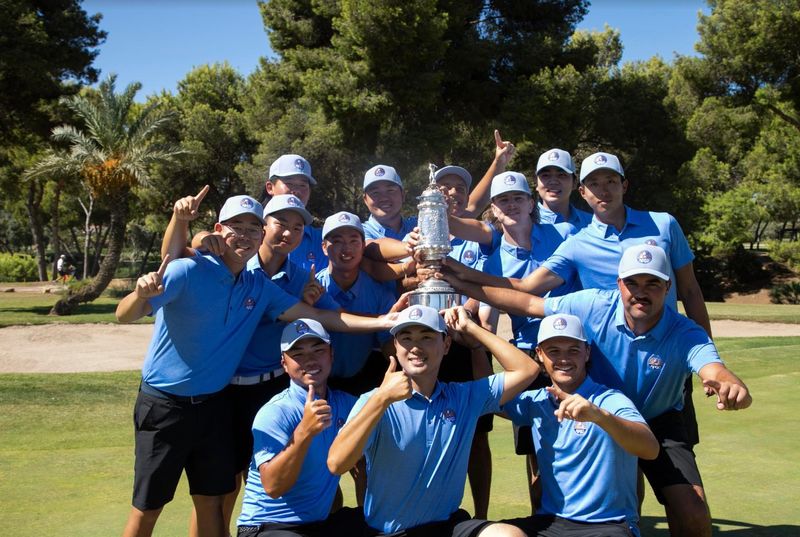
left=295, top=321, right=310, bottom=335
left=287, top=196, right=301, bottom=207
left=375, top=167, right=385, bottom=177
left=548, top=150, right=560, bottom=161
left=645, top=239, right=657, bottom=246
left=594, top=154, right=607, bottom=165
left=552, top=317, right=568, bottom=331
left=636, top=250, right=653, bottom=264
left=504, top=174, right=516, bottom=185
left=336, top=417, right=345, bottom=429
left=408, top=307, right=423, bottom=320
left=240, top=198, right=254, bottom=209
left=294, top=158, right=305, bottom=171
left=647, top=355, right=663, bottom=370
left=306, top=251, right=315, bottom=261
left=244, top=297, right=256, bottom=310
left=573, top=422, right=588, bottom=436
left=463, top=250, right=476, bottom=263
left=442, top=408, right=457, bottom=423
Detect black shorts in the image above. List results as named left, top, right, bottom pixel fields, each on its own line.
left=639, top=410, right=704, bottom=504
left=237, top=506, right=365, bottom=537
left=132, top=385, right=235, bottom=510
left=365, top=509, right=493, bottom=537
left=681, top=376, right=699, bottom=446
left=329, top=350, right=389, bottom=397
left=228, top=374, right=291, bottom=472
left=505, top=515, right=633, bottom=537
left=438, top=342, right=493, bottom=433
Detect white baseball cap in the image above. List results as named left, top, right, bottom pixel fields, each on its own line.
left=363, top=164, right=402, bottom=191
left=537, top=314, right=587, bottom=345
left=218, top=195, right=265, bottom=225
left=536, top=148, right=575, bottom=175
left=579, top=152, right=624, bottom=183
left=390, top=305, right=447, bottom=336
left=434, top=165, right=473, bottom=190
left=618, top=244, right=670, bottom=281
left=322, top=211, right=364, bottom=239
left=490, top=171, right=531, bottom=199
left=269, top=154, right=317, bottom=185
left=281, top=318, right=331, bottom=352
left=263, top=194, right=313, bottom=225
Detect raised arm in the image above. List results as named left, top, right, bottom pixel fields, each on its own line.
left=363, top=237, right=413, bottom=262
left=116, top=256, right=170, bottom=323
left=697, top=362, right=752, bottom=411
left=674, top=262, right=712, bottom=337
left=448, top=214, right=494, bottom=245
left=160, top=185, right=209, bottom=261
left=464, top=129, right=515, bottom=217
left=278, top=301, right=395, bottom=333
left=327, top=357, right=411, bottom=474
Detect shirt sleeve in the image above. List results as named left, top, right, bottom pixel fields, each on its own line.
left=148, top=257, right=190, bottom=312
left=252, top=403, right=295, bottom=468
left=345, top=390, right=380, bottom=454
left=682, top=324, right=723, bottom=373
left=261, top=276, right=301, bottom=322
left=541, top=237, right=578, bottom=284
left=500, top=391, right=537, bottom=426
left=473, top=373, right=505, bottom=416
left=596, top=390, right=647, bottom=425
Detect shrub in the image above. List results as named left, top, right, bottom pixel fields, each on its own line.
left=769, top=282, right=800, bottom=304
left=0, top=253, right=39, bottom=282
left=767, top=240, right=800, bottom=271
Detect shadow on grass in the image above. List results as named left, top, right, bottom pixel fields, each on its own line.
left=640, top=517, right=799, bottom=536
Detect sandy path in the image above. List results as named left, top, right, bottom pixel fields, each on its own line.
left=1, top=318, right=798, bottom=374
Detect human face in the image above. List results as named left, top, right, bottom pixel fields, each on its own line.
left=536, top=166, right=576, bottom=209
left=263, top=210, right=305, bottom=255
left=281, top=337, right=333, bottom=392
left=535, top=337, right=589, bottom=392
left=216, top=213, right=264, bottom=262
left=491, top=192, right=534, bottom=228
left=393, top=325, right=451, bottom=379
left=363, top=181, right=404, bottom=222
left=266, top=175, right=311, bottom=205
left=617, top=273, right=671, bottom=332
left=579, top=170, right=627, bottom=217
left=323, top=228, right=364, bottom=271
left=436, top=174, right=469, bottom=217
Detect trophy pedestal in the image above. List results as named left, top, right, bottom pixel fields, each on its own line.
left=408, top=278, right=460, bottom=310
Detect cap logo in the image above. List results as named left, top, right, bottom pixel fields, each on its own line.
left=244, top=297, right=256, bottom=311
left=594, top=154, right=607, bottom=165
left=408, top=307, right=423, bottom=320
left=636, top=250, right=653, bottom=265
left=294, top=158, right=305, bottom=171
left=552, top=317, right=568, bottom=331
left=287, top=196, right=300, bottom=207
left=647, top=355, right=663, bottom=370
left=548, top=151, right=560, bottom=161
left=442, top=408, right=457, bottom=423
left=573, top=422, right=588, bottom=436
left=645, top=239, right=657, bottom=246
left=375, top=167, right=385, bottom=177
left=338, top=213, right=350, bottom=223
left=240, top=198, right=254, bottom=209
left=295, top=321, right=310, bottom=335
left=503, top=174, right=516, bottom=185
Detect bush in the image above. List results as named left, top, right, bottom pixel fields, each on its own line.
left=769, top=282, right=800, bottom=304
left=0, top=253, right=39, bottom=282
left=767, top=240, right=800, bottom=271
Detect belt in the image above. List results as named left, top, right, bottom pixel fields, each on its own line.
left=139, top=382, right=218, bottom=405
left=229, top=368, right=285, bottom=386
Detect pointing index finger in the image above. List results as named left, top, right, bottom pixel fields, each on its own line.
left=494, top=129, right=502, bottom=147
left=193, top=184, right=210, bottom=208
left=546, top=385, right=568, bottom=402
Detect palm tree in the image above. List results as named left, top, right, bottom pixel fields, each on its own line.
left=26, top=75, right=184, bottom=315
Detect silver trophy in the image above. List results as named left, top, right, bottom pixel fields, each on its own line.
left=408, top=164, right=460, bottom=310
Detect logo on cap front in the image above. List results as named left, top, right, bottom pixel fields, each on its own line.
left=240, top=198, right=254, bottom=209
left=637, top=250, right=653, bottom=264
left=408, top=307, right=423, bottom=320
left=294, top=158, right=305, bottom=171
left=375, top=167, right=385, bottom=177
left=338, top=213, right=350, bottom=223
left=244, top=297, right=256, bottom=310
left=504, top=174, right=516, bottom=185
left=295, top=321, right=310, bottom=335
left=548, top=151, right=560, bottom=161
left=287, top=196, right=300, bottom=207
left=594, top=154, right=607, bottom=165
left=552, top=317, right=568, bottom=331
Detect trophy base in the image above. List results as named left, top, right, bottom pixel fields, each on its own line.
left=408, top=279, right=460, bottom=310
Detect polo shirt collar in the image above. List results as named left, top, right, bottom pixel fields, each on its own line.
left=412, top=381, right=443, bottom=403
left=288, top=379, right=309, bottom=403
left=271, top=258, right=294, bottom=283
left=500, top=235, right=530, bottom=259
left=366, top=215, right=388, bottom=236
left=590, top=205, right=637, bottom=238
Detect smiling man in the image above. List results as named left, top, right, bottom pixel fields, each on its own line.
left=534, top=149, right=592, bottom=229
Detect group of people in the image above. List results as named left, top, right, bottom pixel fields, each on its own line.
left=116, top=130, right=752, bottom=537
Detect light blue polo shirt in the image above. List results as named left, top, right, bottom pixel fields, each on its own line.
left=237, top=381, right=356, bottom=525
left=316, top=268, right=395, bottom=378
left=236, top=256, right=339, bottom=377
left=142, top=253, right=298, bottom=396
left=538, top=202, right=592, bottom=229
left=449, top=236, right=483, bottom=268
left=363, top=214, right=418, bottom=241
left=480, top=223, right=578, bottom=350
left=542, top=207, right=694, bottom=308
left=544, top=289, right=723, bottom=420
left=350, top=374, right=505, bottom=533
left=288, top=225, right=327, bottom=272
left=503, top=378, right=645, bottom=535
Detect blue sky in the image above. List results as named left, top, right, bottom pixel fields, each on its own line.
left=83, top=0, right=709, bottom=100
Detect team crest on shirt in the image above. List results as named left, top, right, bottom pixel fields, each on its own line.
left=548, top=150, right=560, bottom=161
left=375, top=167, right=386, bottom=177
left=504, top=174, right=516, bottom=185
left=287, top=196, right=301, bottom=207
left=463, top=250, right=476, bottom=264
left=573, top=422, right=588, bottom=436
left=295, top=321, right=310, bottom=335
left=647, top=355, right=664, bottom=370
left=240, top=197, right=254, bottom=209
left=636, top=250, right=653, bottom=265
left=244, top=297, right=256, bottom=311
left=442, top=408, right=457, bottom=423
left=294, top=158, right=305, bottom=171
left=594, top=154, right=607, bottom=165
left=307, top=251, right=315, bottom=261
left=409, top=307, right=423, bottom=320
left=645, top=239, right=657, bottom=246
left=552, top=317, right=568, bottom=331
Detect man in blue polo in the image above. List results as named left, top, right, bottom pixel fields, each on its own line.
left=362, top=164, right=418, bottom=241
left=236, top=319, right=363, bottom=537
left=533, top=148, right=592, bottom=228
left=327, top=305, right=536, bottom=537
left=447, top=244, right=752, bottom=537
left=503, top=314, right=658, bottom=537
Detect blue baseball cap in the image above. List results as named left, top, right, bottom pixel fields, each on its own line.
left=269, top=154, right=316, bottom=185
left=490, top=171, right=531, bottom=199
left=537, top=314, right=587, bottom=345
left=618, top=244, right=670, bottom=281
left=536, top=149, right=575, bottom=175
left=363, top=164, right=403, bottom=191
left=281, top=318, right=331, bottom=352
left=218, top=195, right=265, bottom=225
left=263, top=194, right=313, bottom=225
left=434, top=165, right=473, bottom=190
left=579, top=152, right=624, bottom=183
left=322, top=211, right=364, bottom=239
left=390, top=305, right=447, bottom=336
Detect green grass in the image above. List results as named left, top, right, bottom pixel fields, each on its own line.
left=1, top=338, right=798, bottom=536
left=0, top=292, right=152, bottom=327
left=680, top=302, right=800, bottom=324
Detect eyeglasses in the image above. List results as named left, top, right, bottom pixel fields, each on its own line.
left=223, top=224, right=263, bottom=239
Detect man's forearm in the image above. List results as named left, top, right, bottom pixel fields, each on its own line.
left=595, top=413, right=659, bottom=459
left=327, top=395, right=389, bottom=475
left=461, top=282, right=545, bottom=318
left=259, top=428, right=315, bottom=498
